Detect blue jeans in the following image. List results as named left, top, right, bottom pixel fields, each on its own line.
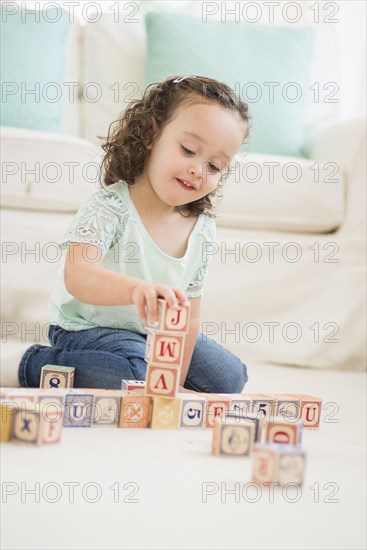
left=18, top=325, right=249, bottom=393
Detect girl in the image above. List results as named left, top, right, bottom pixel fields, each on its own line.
left=18, top=75, right=251, bottom=393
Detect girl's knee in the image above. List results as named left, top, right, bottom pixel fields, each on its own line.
left=203, top=359, right=249, bottom=394
left=221, top=359, right=249, bottom=393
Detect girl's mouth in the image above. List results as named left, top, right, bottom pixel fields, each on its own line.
left=176, top=178, right=195, bottom=191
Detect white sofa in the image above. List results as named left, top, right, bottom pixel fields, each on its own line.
left=1, top=8, right=366, bottom=389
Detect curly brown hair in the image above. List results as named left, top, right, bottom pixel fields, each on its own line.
left=98, top=75, right=251, bottom=217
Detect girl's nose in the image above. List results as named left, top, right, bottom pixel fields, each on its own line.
left=188, top=162, right=202, bottom=179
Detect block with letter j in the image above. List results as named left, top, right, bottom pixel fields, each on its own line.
left=144, top=298, right=190, bottom=334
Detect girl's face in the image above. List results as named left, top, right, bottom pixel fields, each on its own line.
left=140, top=100, right=246, bottom=210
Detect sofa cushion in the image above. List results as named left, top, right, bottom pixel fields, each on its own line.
left=82, top=12, right=146, bottom=144
left=216, top=152, right=345, bottom=233
left=0, top=4, right=72, bottom=133
left=1, top=208, right=71, bottom=331
left=1, top=126, right=101, bottom=212
left=145, top=11, right=314, bottom=157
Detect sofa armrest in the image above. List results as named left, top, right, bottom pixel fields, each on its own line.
left=306, top=118, right=366, bottom=235
left=307, top=118, right=365, bottom=172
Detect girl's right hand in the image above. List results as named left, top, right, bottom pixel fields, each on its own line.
left=131, top=283, right=190, bottom=324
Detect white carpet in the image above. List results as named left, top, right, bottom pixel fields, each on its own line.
left=1, top=363, right=366, bottom=550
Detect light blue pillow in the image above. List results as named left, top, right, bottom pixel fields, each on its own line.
left=145, top=12, right=314, bottom=157
left=0, top=5, right=70, bottom=132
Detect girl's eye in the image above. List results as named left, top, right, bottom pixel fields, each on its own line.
left=181, top=145, right=194, bottom=155
left=181, top=145, right=221, bottom=173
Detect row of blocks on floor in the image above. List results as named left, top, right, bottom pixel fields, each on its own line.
left=0, top=385, right=321, bottom=441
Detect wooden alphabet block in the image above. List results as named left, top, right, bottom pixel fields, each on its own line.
left=252, top=443, right=306, bottom=486
left=144, top=298, right=191, bottom=334
left=9, top=402, right=64, bottom=445
left=225, top=411, right=266, bottom=443
left=179, top=396, right=206, bottom=429
left=121, top=380, right=146, bottom=394
left=38, top=403, right=64, bottom=444
left=0, top=403, right=16, bottom=442
left=119, top=395, right=152, bottom=428
left=264, top=416, right=303, bottom=446
left=11, top=404, right=41, bottom=445
left=4, top=388, right=38, bottom=404
left=228, top=394, right=252, bottom=419
left=205, top=396, right=231, bottom=429
left=145, top=332, right=185, bottom=367
left=151, top=397, right=182, bottom=429
left=40, top=364, right=75, bottom=389
left=251, top=394, right=275, bottom=421
left=299, top=395, right=322, bottom=429
left=63, top=393, right=94, bottom=427
left=285, top=394, right=322, bottom=428
left=212, top=417, right=255, bottom=456
left=145, top=364, right=180, bottom=398
left=91, top=391, right=122, bottom=427
left=274, top=394, right=300, bottom=422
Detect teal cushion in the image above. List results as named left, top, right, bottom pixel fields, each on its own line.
left=145, top=12, right=314, bottom=157
left=0, top=5, right=70, bottom=132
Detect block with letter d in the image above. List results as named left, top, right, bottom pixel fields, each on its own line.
left=264, top=416, right=303, bottom=446
left=145, top=364, right=180, bottom=398
left=145, top=332, right=185, bottom=367
left=144, top=298, right=190, bottom=334
left=40, top=364, right=75, bottom=389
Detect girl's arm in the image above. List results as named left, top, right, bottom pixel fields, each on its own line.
left=64, top=243, right=188, bottom=316
left=64, top=243, right=142, bottom=306
left=179, top=296, right=201, bottom=387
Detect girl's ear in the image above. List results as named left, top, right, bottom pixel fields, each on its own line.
left=146, top=117, right=158, bottom=150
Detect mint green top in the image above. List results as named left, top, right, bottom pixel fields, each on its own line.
left=49, top=180, right=216, bottom=334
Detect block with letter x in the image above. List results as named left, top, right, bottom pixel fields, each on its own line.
left=145, top=332, right=185, bottom=367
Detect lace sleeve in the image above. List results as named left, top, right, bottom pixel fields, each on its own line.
left=59, top=188, right=129, bottom=256
left=186, top=216, right=217, bottom=298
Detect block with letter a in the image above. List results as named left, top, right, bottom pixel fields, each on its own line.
left=145, top=364, right=180, bottom=398
left=145, top=332, right=185, bottom=367
left=144, top=298, right=190, bottom=334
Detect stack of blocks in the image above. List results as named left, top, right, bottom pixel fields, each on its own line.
left=143, top=299, right=208, bottom=430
